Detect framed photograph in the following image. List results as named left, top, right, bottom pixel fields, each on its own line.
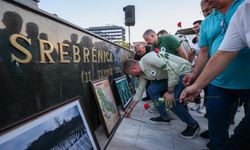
left=0, top=97, right=100, bottom=150
left=114, top=75, right=133, bottom=110
left=90, top=78, right=121, bottom=137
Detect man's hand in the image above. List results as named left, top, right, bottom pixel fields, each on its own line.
left=163, top=92, right=175, bottom=108
left=188, top=48, right=196, bottom=56
left=180, top=85, right=202, bottom=103
left=188, top=48, right=196, bottom=62
left=183, top=74, right=195, bottom=86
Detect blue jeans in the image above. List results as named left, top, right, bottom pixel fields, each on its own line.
left=206, top=84, right=250, bottom=150
left=147, top=76, right=198, bottom=127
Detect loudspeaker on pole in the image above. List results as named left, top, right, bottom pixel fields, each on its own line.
left=123, top=5, right=135, bottom=26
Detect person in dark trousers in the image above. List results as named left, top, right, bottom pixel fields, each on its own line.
left=181, top=0, right=250, bottom=149
left=124, top=52, right=200, bottom=139
left=142, top=29, right=189, bottom=123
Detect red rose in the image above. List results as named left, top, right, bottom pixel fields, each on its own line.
left=144, top=103, right=151, bottom=110
left=177, top=21, right=182, bottom=28
left=154, top=48, right=159, bottom=53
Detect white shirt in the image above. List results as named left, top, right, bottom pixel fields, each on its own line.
left=219, top=0, right=250, bottom=51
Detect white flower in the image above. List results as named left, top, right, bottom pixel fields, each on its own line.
left=160, top=47, right=166, bottom=52
left=150, top=70, right=156, bottom=76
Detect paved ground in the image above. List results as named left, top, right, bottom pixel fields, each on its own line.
left=105, top=101, right=244, bottom=150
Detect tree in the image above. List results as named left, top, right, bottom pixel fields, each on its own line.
left=115, top=40, right=130, bottom=49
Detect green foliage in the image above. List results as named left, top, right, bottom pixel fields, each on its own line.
left=115, top=40, right=129, bottom=49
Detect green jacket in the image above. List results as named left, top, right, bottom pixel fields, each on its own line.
left=151, top=35, right=181, bottom=56
left=133, top=51, right=191, bottom=101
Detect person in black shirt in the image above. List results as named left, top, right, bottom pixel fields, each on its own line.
left=134, top=43, right=151, bottom=61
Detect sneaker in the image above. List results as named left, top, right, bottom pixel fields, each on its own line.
left=181, top=124, right=200, bottom=139
left=149, top=116, right=171, bottom=125
left=200, top=130, right=209, bottom=139
left=190, top=104, right=200, bottom=111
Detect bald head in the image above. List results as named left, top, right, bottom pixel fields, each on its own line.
left=134, top=43, right=146, bottom=56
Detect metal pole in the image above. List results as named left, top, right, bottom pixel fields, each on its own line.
left=179, top=27, right=191, bottom=49
left=128, top=26, right=131, bottom=49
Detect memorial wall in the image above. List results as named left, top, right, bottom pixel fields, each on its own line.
left=0, top=0, right=134, bottom=135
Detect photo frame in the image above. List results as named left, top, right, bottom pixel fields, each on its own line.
left=90, top=78, right=121, bottom=138
left=0, top=97, right=100, bottom=150
left=114, top=75, right=133, bottom=110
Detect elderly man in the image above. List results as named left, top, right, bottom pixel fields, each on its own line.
left=133, top=43, right=152, bottom=102
left=133, top=43, right=151, bottom=61
left=123, top=51, right=200, bottom=139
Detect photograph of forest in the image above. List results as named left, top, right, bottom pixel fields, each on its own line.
left=0, top=99, right=98, bottom=150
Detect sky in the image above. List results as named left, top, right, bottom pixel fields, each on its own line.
left=38, top=0, right=204, bottom=43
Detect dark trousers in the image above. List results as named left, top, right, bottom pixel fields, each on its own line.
left=206, top=84, right=250, bottom=150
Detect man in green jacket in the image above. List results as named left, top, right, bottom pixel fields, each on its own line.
left=143, top=29, right=188, bottom=60
left=123, top=51, right=200, bottom=139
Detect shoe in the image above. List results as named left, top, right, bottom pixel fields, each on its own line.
left=149, top=116, right=171, bottom=125
left=200, top=130, right=209, bottom=139
left=190, top=104, right=200, bottom=111
left=181, top=124, right=200, bottom=139
left=142, top=96, right=150, bottom=101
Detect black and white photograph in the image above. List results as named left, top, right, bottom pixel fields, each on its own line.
left=0, top=98, right=99, bottom=150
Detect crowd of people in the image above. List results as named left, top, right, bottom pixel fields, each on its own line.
left=122, top=0, right=250, bottom=149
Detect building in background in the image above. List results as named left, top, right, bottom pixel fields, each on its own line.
left=86, top=25, right=126, bottom=43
